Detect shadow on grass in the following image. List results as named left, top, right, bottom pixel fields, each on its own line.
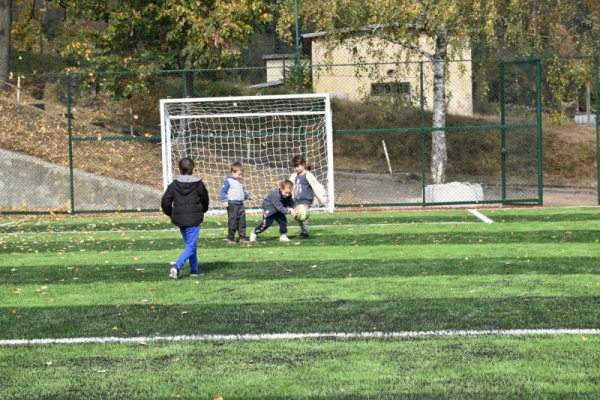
left=2, top=256, right=600, bottom=285
left=2, top=227, right=599, bottom=254
left=2, top=295, right=599, bottom=340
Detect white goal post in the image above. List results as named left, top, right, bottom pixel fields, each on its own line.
left=160, top=94, right=334, bottom=213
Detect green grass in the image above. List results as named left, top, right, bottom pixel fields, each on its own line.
left=1, top=208, right=600, bottom=399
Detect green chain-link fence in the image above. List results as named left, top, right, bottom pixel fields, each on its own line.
left=0, top=57, right=598, bottom=214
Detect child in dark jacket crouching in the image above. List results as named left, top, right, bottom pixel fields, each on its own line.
left=249, top=180, right=297, bottom=242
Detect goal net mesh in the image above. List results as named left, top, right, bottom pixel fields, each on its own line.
left=161, top=95, right=333, bottom=213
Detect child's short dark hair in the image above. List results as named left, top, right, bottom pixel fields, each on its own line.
left=281, top=179, right=294, bottom=189
left=292, top=155, right=311, bottom=171
left=179, top=157, right=195, bottom=175
left=231, top=162, right=243, bottom=173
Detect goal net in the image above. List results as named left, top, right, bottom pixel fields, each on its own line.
left=160, top=94, right=334, bottom=213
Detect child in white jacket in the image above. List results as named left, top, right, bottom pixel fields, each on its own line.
left=289, top=155, right=327, bottom=238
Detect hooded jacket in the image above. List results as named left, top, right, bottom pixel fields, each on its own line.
left=161, top=175, right=209, bottom=227
left=289, top=171, right=328, bottom=204
left=262, top=187, right=296, bottom=216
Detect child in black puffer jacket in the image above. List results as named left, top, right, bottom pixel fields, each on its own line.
left=161, top=157, right=209, bottom=279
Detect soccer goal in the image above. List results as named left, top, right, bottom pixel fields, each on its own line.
left=160, top=94, right=334, bottom=213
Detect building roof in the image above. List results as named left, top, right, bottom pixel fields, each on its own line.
left=250, top=80, right=285, bottom=88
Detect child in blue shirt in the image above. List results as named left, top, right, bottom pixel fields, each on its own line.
left=220, top=162, right=252, bottom=244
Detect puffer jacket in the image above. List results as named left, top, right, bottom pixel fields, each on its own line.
left=161, top=175, right=209, bottom=227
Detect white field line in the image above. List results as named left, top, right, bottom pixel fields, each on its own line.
left=2, top=329, right=600, bottom=346
left=469, top=209, right=493, bottom=224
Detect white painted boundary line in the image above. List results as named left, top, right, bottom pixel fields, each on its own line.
left=2, top=329, right=600, bottom=346
left=469, top=209, right=493, bottom=224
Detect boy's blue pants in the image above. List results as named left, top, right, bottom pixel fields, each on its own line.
left=175, top=225, right=200, bottom=273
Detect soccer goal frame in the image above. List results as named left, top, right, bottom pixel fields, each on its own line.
left=160, top=93, right=335, bottom=213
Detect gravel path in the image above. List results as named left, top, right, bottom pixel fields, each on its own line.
left=334, top=171, right=598, bottom=207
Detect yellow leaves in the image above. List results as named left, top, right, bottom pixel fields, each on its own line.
left=36, top=285, right=49, bottom=295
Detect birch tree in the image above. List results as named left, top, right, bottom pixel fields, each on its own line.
left=276, top=0, right=576, bottom=184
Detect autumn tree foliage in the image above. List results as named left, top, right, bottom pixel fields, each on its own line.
left=275, top=0, right=596, bottom=183
left=54, top=0, right=273, bottom=98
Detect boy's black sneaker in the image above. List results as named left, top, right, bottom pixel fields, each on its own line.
left=189, top=270, right=204, bottom=277
left=297, top=233, right=309, bottom=239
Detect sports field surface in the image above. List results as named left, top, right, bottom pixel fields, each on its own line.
left=1, top=207, right=599, bottom=399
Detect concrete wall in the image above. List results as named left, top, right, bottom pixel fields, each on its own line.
left=0, top=149, right=162, bottom=212
left=265, top=58, right=310, bottom=83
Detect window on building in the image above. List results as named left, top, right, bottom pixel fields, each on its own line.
left=371, top=82, right=411, bottom=97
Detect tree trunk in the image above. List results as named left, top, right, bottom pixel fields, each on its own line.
left=0, top=0, right=11, bottom=92
left=183, top=70, right=194, bottom=98
left=430, top=28, right=448, bottom=184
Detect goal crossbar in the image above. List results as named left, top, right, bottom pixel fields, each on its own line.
left=168, top=111, right=327, bottom=120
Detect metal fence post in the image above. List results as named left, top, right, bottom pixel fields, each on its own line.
left=67, top=73, right=75, bottom=214
left=596, top=56, right=599, bottom=205
left=500, top=62, right=506, bottom=202
left=536, top=59, right=543, bottom=205
left=420, top=61, right=426, bottom=206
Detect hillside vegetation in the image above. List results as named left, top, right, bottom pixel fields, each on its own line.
left=0, top=91, right=596, bottom=189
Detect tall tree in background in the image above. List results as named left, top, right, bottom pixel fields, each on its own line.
left=0, top=0, right=11, bottom=92
left=276, top=0, right=580, bottom=184
left=56, top=0, right=272, bottom=98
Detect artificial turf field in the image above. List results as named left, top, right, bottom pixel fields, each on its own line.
left=1, top=207, right=599, bottom=399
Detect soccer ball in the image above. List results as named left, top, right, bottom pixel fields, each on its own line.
left=294, top=204, right=310, bottom=222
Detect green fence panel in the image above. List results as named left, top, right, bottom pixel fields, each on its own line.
left=1, top=57, right=597, bottom=213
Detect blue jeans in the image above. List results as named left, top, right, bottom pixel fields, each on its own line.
left=175, top=225, right=200, bottom=273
